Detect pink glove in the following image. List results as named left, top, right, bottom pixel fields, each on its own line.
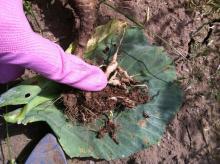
left=0, top=0, right=107, bottom=91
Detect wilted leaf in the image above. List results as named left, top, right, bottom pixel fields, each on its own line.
left=85, top=20, right=127, bottom=57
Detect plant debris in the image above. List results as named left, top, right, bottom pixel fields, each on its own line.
left=62, top=84, right=148, bottom=124
left=97, top=117, right=120, bottom=144
left=62, top=82, right=148, bottom=143
left=60, top=19, right=149, bottom=143
left=62, top=26, right=149, bottom=124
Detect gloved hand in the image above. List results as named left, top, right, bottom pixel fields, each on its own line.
left=0, top=0, right=107, bottom=91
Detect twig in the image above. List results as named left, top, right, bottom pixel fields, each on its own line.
left=4, top=85, right=14, bottom=163
left=101, top=1, right=143, bottom=27
left=81, top=105, right=96, bottom=116
left=185, top=125, right=192, bottom=150
left=131, top=84, right=148, bottom=88
left=0, top=142, right=5, bottom=164
left=143, top=7, right=150, bottom=25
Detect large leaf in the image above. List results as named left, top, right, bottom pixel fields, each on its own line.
left=0, top=21, right=183, bottom=160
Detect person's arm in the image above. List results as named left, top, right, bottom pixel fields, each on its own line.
left=0, top=0, right=107, bottom=91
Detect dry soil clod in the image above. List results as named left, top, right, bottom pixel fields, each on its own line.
left=97, top=118, right=120, bottom=145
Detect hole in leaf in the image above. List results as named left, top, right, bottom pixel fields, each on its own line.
left=25, top=93, right=31, bottom=98
left=103, top=46, right=110, bottom=53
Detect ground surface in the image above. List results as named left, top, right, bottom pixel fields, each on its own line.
left=0, top=0, right=220, bottom=163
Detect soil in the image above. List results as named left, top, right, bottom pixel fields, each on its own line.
left=0, top=0, right=220, bottom=164
left=62, top=85, right=148, bottom=123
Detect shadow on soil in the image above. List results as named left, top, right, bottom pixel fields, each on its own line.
left=0, top=118, right=51, bottom=163
left=28, top=0, right=74, bottom=49
left=0, top=82, right=52, bottom=163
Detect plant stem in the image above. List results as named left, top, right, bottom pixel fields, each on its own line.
left=5, top=85, right=14, bottom=164
left=101, top=1, right=144, bottom=28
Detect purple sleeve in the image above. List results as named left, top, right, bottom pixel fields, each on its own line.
left=0, top=0, right=107, bottom=91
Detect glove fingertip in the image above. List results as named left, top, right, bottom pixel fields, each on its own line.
left=72, top=66, right=108, bottom=91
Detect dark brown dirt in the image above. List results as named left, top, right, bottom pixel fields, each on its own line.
left=97, top=118, right=119, bottom=145
left=62, top=85, right=148, bottom=123
left=0, top=0, right=220, bottom=164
